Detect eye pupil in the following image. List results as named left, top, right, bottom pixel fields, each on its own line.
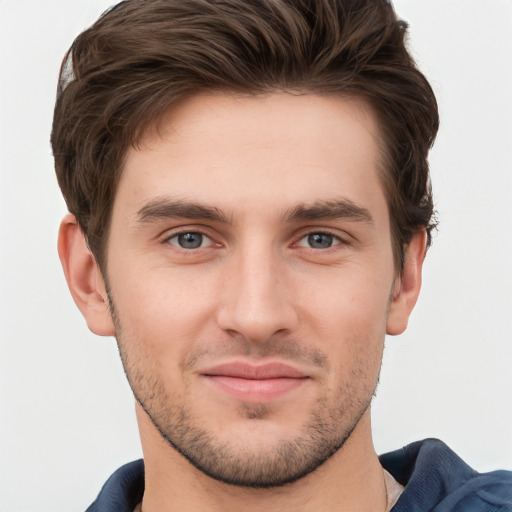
left=308, top=233, right=333, bottom=249
left=178, top=232, right=203, bottom=249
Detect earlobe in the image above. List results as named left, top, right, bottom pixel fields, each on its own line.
left=58, top=214, right=115, bottom=336
left=386, top=230, right=427, bottom=336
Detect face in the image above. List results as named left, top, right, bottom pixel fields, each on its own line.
left=105, top=92, right=398, bottom=486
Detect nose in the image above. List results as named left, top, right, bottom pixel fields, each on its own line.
left=216, top=243, right=299, bottom=344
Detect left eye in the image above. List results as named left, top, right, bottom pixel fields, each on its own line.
left=297, top=233, right=341, bottom=249
left=167, top=232, right=212, bottom=249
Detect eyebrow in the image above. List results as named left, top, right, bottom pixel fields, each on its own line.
left=135, top=197, right=373, bottom=226
left=136, top=198, right=230, bottom=224
left=285, top=199, right=374, bottom=225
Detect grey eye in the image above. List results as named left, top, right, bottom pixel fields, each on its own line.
left=170, top=232, right=207, bottom=249
left=297, top=232, right=342, bottom=250
left=307, top=233, right=334, bottom=249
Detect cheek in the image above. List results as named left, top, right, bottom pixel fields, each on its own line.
left=109, top=264, right=223, bottom=360
left=297, top=267, right=390, bottom=367
left=300, top=265, right=392, bottom=330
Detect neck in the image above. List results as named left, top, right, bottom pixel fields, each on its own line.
left=136, top=404, right=387, bottom=512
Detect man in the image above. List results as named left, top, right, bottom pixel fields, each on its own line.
left=51, top=0, right=512, bottom=511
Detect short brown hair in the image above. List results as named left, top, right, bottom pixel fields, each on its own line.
left=51, top=0, right=439, bottom=272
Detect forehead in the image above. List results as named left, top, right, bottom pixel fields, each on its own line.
left=116, top=92, right=387, bottom=222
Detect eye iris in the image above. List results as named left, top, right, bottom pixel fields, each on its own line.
left=308, top=233, right=333, bottom=249
left=178, top=232, right=203, bottom=249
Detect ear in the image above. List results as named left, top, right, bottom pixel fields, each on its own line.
left=386, top=230, right=427, bottom=336
left=58, top=214, right=115, bottom=336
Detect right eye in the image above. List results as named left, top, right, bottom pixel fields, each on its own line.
left=166, top=231, right=213, bottom=249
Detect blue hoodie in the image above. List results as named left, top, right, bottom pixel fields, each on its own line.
left=86, top=439, right=512, bottom=511
left=379, top=439, right=511, bottom=511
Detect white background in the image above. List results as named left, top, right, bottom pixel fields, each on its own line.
left=1, top=1, right=511, bottom=511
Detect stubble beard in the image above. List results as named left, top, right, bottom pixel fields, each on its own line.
left=137, top=377, right=374, bottom=488
left=108, top=292, right=382, bottom=488
left=117, top=342, right=380, bottom=488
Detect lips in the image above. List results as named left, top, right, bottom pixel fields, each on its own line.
left=200, top=362, right=310, bottom=402
left=202, top=362, right=308, bottom=379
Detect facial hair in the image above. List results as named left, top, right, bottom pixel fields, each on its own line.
left=108, top=291, right=382, bottom=488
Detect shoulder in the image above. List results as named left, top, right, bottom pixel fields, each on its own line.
left=380, top=439, right=512, bottom=512
left=85, top=459, right=145, bottom=512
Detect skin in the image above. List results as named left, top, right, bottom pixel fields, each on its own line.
left=59, top=92, right=426, bottom=512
